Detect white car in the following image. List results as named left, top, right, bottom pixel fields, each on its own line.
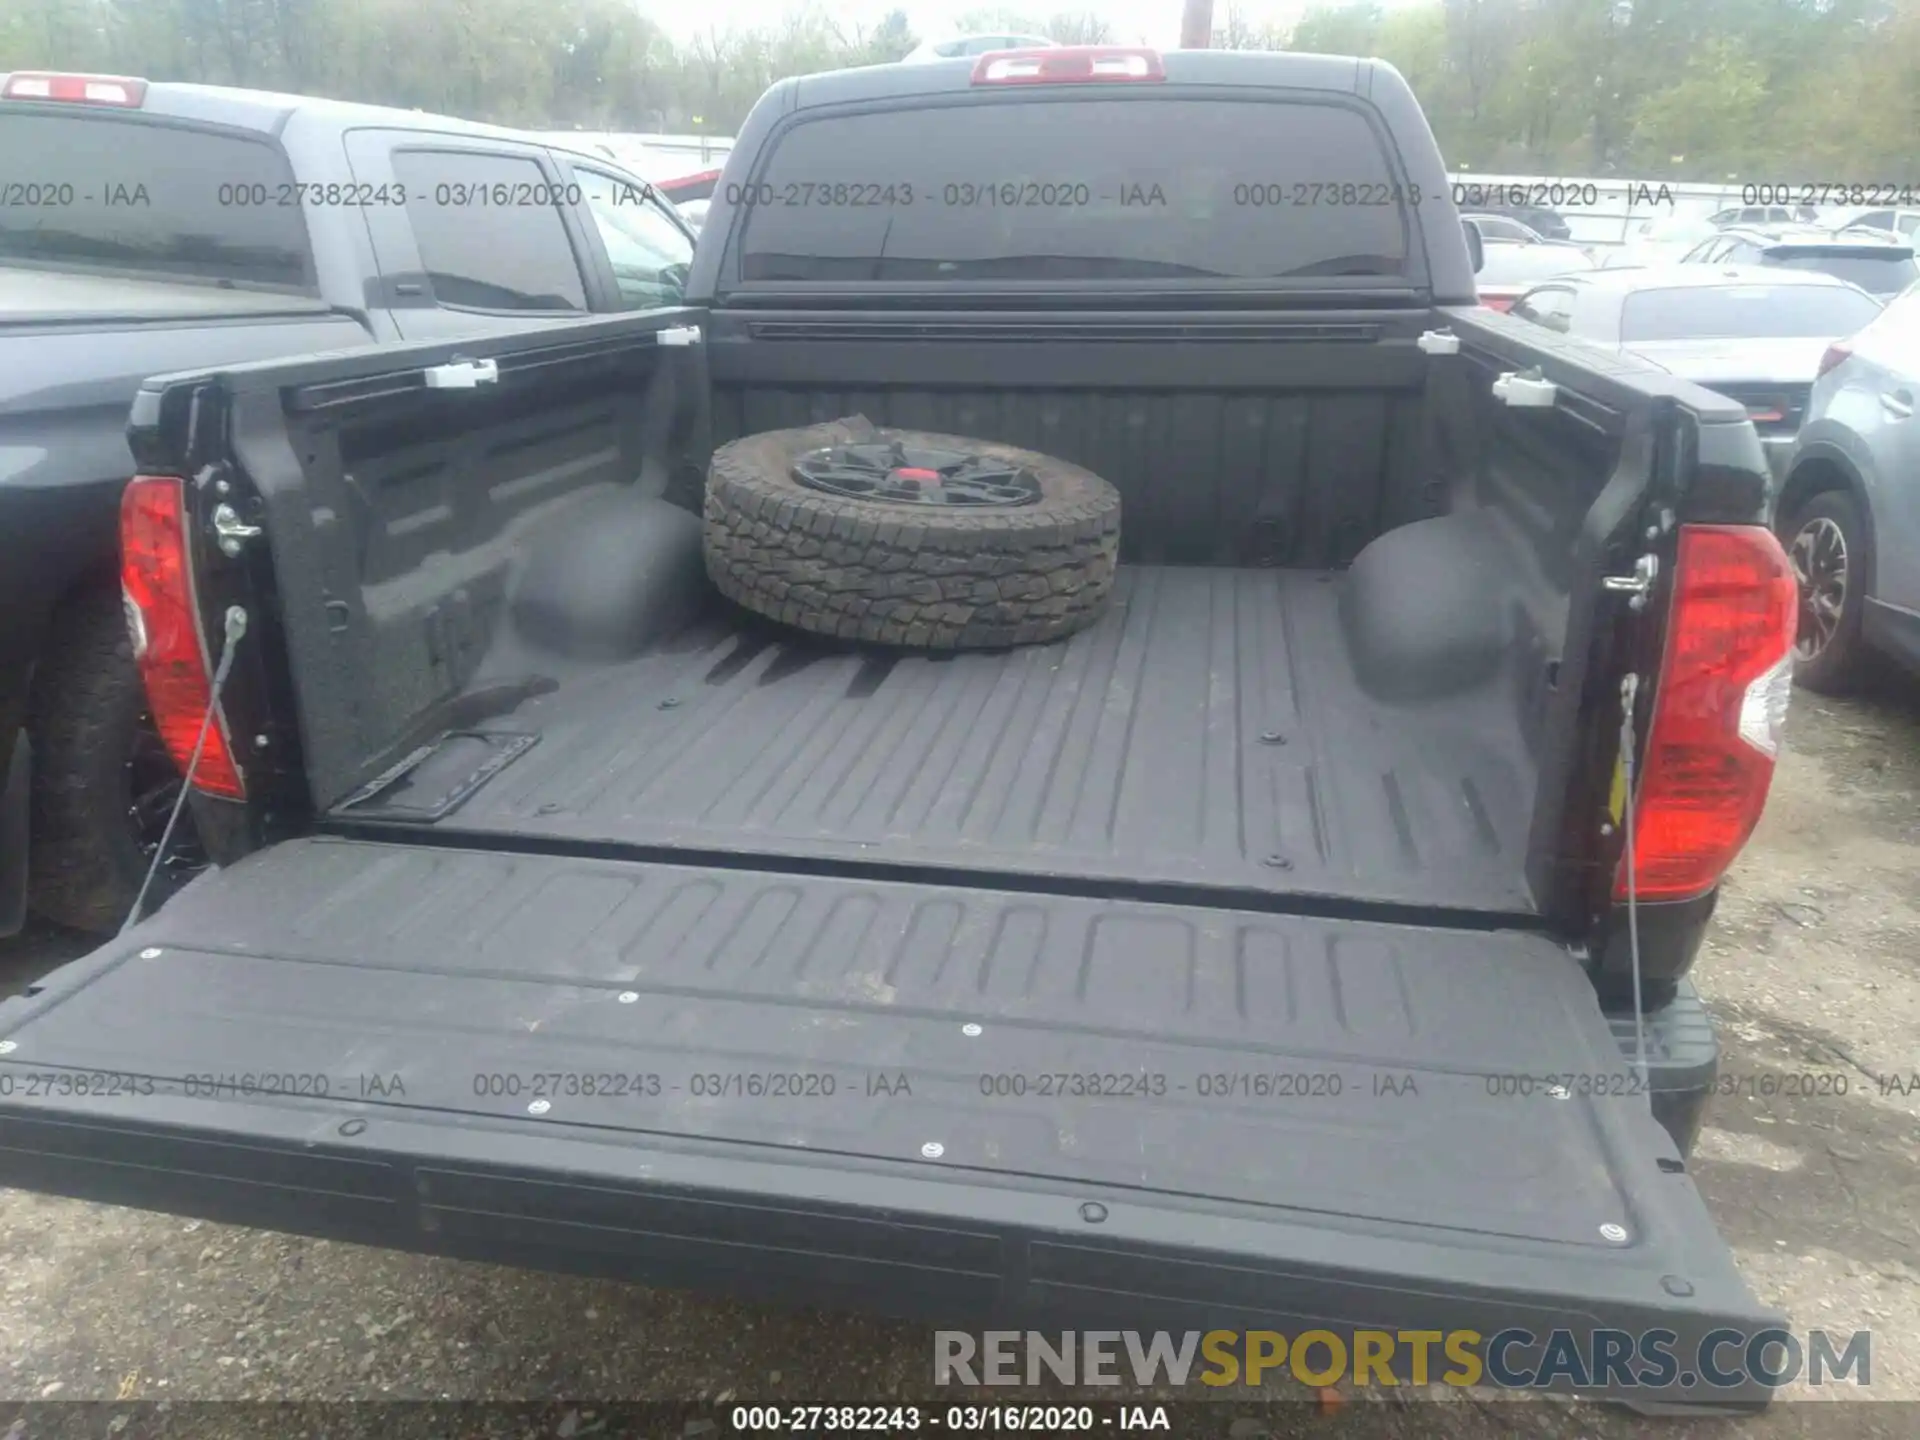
left=1824, top=205, right=1920, bottom=240
left=1607, top=212, right=1721, bottom=268
left=901, top=33, right=1059, bottom=62
left=1507, top=265, right=1885, bottom=474
left=1472, top=236, right=1596, bottom=310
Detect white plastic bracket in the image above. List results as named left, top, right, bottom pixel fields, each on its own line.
left=423, top=357, right=498, bottom=389
left=1416, top=328, right=1461, bottom=356
left=1491, top=369, right=1558, bottom=408
left=656, top=325, right=703, bottom=347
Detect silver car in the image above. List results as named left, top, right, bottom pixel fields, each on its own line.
left=1508, top=265, right=1884, bottom=476
left=1778, top=282, right=1920, bottom=689
left=1678, top=225, right=1920, bottom=301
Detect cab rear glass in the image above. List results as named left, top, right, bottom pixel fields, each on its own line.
left=0, top=111, right=315, bottom=292
left=733, top=98, right=1416, bottom=285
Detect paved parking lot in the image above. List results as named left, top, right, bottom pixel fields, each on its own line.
left=2, top=680, right=1916, bottom=1437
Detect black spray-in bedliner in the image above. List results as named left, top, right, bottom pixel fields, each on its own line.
left=0, top=836, right=1774, bottom=1408
left=425, top=566, right=1538, bottom=916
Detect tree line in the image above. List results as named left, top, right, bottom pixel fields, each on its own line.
left=1, top=0, right=1914, bottom=180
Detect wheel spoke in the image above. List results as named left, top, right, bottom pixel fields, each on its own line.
left=793, top=442, right=1042, bottom=508
left=1789, top=516, right=1851, bottom=659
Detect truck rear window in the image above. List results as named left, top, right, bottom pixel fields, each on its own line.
left=736, top=99, right=1411, bottom=284
left=0, top=112, right=313, bottom=292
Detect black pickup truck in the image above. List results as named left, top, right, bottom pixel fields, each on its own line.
left=0, top=50, right=1798, bottom=1406
left=0, top=70, right=697, bottom=935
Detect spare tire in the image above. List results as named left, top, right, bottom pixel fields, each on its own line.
left=704, top=416, right=1121, bottom=649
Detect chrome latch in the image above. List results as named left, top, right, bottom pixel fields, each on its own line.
left=423, top=357, right=498, bottom=389
left=656, top=325, right=702, bottom=347
left=211, top=503, right=263, bottom=558
left=1603, top=553, right=1660, bottom=610
left=1416, top=328, right=1461, bottom=356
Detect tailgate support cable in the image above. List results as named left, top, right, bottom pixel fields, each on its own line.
left=120, top=606, right=248, bottom=935
left=1618, top=670, right=1651, bottom=1102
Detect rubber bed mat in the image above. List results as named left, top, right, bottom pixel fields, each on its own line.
left=428, top=567, right=1539, bottom=915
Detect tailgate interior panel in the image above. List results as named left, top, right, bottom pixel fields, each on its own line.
left=0, top=836, right=1772, bottom=1382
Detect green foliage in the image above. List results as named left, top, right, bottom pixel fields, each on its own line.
left=1287, top=0, right=1920, bottom=178
left=0, top=0, right=918, bottom=132
left=0, top=0, right=1914, bottom=176
left=952, top=8, right=1115, bottom=43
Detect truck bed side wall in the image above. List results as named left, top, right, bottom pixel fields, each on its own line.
left=135, top=299, right=1764, bottom=950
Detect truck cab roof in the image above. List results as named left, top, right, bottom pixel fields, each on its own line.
left=0, top=70, right=537, bottom=142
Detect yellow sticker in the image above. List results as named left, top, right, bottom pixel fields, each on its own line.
left=1608, top=752, right=1627, bottom=825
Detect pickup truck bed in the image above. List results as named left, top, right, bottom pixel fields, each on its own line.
left=1, top=834, right=1767, bottom=1398
left=404, top=564, right=1535, bottom=915
left=1, top=51, right=1793, bottom=1406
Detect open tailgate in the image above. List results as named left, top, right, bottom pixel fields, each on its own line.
left=0, top=837, right=1776, bottom=1403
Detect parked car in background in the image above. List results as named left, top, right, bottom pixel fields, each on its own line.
left=1709, top=204, right=1806, bottom=228
left=1461, top=212, right=1590, bottom=259
left=1457, top=197, right=1572, bottom=241
left=542, top=133, right=734, bottom=207
left=1680, top=225, right=1919, bottom=301
left=0, top=70, right=695, bottom=937
left=1472, top=232, right=1597, bottom=310
left=1826, top=205, right=1920, bottom=241
left=1777, top=281, right=1920, bottom=689
left=1606, top=211, right=1720, bottom=268
left=1507, top=266, right=1884, bottom=475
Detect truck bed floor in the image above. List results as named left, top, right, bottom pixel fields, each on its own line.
left=426, top=567, right=1537, bottom=915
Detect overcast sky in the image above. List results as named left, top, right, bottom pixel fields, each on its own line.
left=645, top=0, right=1325, bottom=51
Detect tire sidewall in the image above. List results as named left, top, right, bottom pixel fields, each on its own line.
left=704, top=419, right=1122, bottom=650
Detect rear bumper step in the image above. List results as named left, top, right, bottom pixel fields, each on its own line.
left=0, top=839, right=1777, bottom=1406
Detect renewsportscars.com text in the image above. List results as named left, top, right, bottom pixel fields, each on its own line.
left=934, top=1328, right=1870, bottom=1391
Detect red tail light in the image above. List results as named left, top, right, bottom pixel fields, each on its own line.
left=1816, top=341, right=1852, bottom=378
left=1480, top=294, right=1518, bottom=313
left=1616, top=524, right=1796, bottom=902
left=972, top=47, right=1165, bottom=84
left=120, top=476, right=245, bottom=799
left=2, top=72, right=147, bottom=106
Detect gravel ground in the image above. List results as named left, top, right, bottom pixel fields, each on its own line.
left=1, top=680, right=1916, bottom=1438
